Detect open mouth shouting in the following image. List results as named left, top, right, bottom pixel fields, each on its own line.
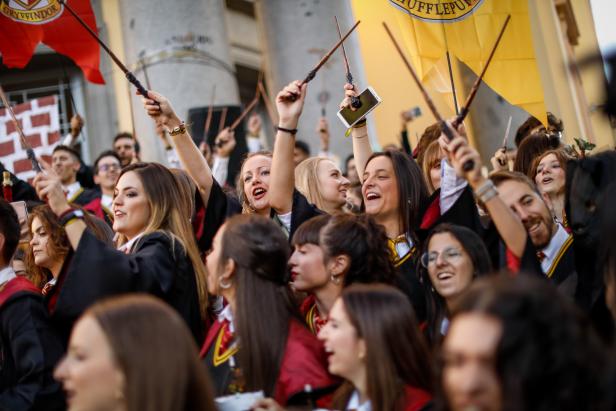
left=251, top=186, right=267, bottom=201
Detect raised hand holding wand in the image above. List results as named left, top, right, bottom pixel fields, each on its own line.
left=335, top=16, right=361, bottom=109
left=451, top=15, right=511, bottom=129
left=381, top=22, right=477, bottom=171
left=283, top=20, right=361, bottom=102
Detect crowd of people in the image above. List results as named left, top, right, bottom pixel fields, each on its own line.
left=0, top=76, right=615, bottom=411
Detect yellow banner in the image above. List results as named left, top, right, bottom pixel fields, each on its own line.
left=349, top=0, right=547, bottom=146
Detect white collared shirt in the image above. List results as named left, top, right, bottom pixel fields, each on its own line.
left=212, top=155, right=229, bottom=186
left=218, top=304, right=235, bottom=333
left=440, top=159, right=468, bottom=215
left=346, top=390, right=372, bottom=411
left=540, top=224, right=571, bottom=274
left=0, top=266, right=16, bottom=286
left=101, top=194, right=113, bottom=211
left=117, top=232, right=146, bottom=254
left=394, top=234, right=414, bottom=261
left=63, top=181, right=82, bottom=202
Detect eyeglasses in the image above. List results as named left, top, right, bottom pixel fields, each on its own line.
left=420, top=247, right=463, bottom=268
left=98, top=164, right=120, bottom=173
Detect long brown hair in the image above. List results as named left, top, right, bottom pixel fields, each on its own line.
left=220, top=214, right=298, bottom=396
left=332, top=284, right=433, bottom=411
left=85, top=294, right=217, bottom=411
left=365, top=150, right=429, bottom=237
left=116, top=163, right=208, bottom=318
left=25, top=205, right=112, bottom=288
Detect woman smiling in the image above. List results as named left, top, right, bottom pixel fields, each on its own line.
left=419, top=224, right=492, bottom=344
left=33, top=162, right=207, bottom=345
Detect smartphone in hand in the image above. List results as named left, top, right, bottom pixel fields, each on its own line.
left=337, top=86, right=382, bottom=128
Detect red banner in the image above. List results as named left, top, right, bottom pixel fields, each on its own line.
left=0, top=0, right=104, bottom=84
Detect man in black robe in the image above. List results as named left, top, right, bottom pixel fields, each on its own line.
left=490, top=171, right=577, bottom=295
left=0, top=199, right=64, bottom=410
left=51, top=145, right=97, bottom=207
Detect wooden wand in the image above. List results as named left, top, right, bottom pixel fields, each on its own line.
left=285, top=20, right=361, bottom=102
left=451, top=15, right=511, bottom=129
left=382, top=22, right=476, bottom=171
left=0, top=85, right=42, bottom=173
left=57, top=0, right=152, bottom=99
left=335, top=16, right=361, bottom=109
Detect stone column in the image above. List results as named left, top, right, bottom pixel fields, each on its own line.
left=256, top=0, right=367, bottom=161
left=117, top=0, right=239, bottom=162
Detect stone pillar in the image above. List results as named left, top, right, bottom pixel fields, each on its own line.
left=117, top=0, right=239, bottom=162
left=256, top=0, right=367, bottom=161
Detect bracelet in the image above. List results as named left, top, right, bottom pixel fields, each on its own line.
left=352, top=119, right=367, bottom=129
left=479, top=187, right=499, bottom=203
left=59, top=209, right=85, bottom=227
left=474, top=180, right=499, bottom=204
left=275, top=125, right=298, bottom=135
left=57, top=207, right=75, bottom=221
left=474, top=179, right=495, bottom=198
left=168, top=122, right=186, bottom=136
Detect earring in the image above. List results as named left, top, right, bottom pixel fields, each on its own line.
left=219, top=278, right=231, bottom=289
left=330, top=273, right=341, bottom=285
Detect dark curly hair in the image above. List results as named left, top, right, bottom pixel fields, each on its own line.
left=419, top=224, right=492, bottom=345
left=435, top=274, right=613, bottom=411
left=319, top=214, right=399, bottom=286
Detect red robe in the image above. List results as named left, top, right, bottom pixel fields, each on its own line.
left=200, top=318, right=336, bottom=406
left=401, top=385, right=432, bottom=411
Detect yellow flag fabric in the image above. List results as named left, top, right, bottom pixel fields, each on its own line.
left=349, top=0, right=547, bottom=145
left=391, top=0, right=546, bottom=124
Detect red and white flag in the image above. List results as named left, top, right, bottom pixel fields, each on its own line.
left=0, top=95, right=61, bottom=182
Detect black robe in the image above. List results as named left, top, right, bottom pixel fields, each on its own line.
left=195, top=180, right=321, bottom=254
left=0, top=277, right=64, bottom=411
left=53, top=230, right=204, bottom=345
left=67, top=186, right=98, bottom=207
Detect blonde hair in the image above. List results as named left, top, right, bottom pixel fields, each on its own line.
left=115, top=163, right=209, bottom=318
left=296, top=156, right=348, bottom=214
left=294, top=157, right=331, bottom=211
left=421, top=140, right=443, bottom=194
left=237, top=151, right=273, bottom=214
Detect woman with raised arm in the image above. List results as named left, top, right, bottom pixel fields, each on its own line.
left=200, top=214, right=335, bottom=407
left=32, top=162, right=207, bottom=345
left=142, top=88, right=322, bottom=242
left=141, top=91, right=241, bottom=253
